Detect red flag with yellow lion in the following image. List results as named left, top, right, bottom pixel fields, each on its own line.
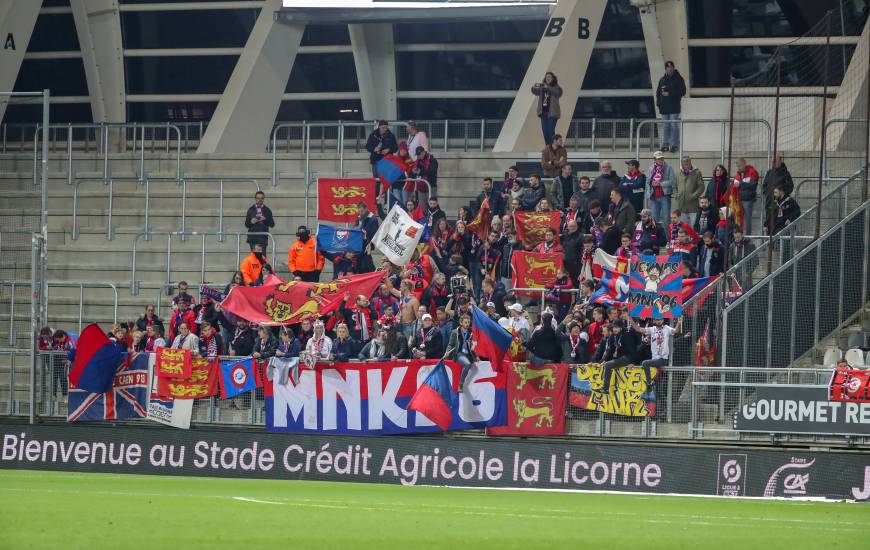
left=156, top=356, right=218, bottom=399
left=510, top=251, right=563, bottom=297
left=514, top=211, right=561, bottom=248
left=487, top=361, right=568, bottom=436
left=317, top=178, right=377, bottom=223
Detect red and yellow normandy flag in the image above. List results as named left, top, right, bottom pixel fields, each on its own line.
left=510, top=251, right=564, bottom=296
left=514, top=210, right=561, bottom=248
left=317, top=178, right=377, bottom=223
left=156, top=356, right=218, bottom=399
left=155, top=346, right=192, bottom=378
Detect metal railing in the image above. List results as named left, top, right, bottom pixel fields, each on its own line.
left=130, top=230, right=277, bottom=295
left=0, top=280, right=117, bottom=346
left=721, top=199, right=869, bottom=370
left=176, top=177, right=261, bottom=239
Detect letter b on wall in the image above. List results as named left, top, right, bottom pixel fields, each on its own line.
left=544, top=18, right=592, bottom=39
left=578, top=18, right=590, bottom=39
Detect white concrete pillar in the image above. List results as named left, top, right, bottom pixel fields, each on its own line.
left=634, top=0, right=691, bottom=116
left=826, top=18, right=870, bottom=151
left=198, top=0, right=305, bottom=154
left=0, top=0, right=43, bottom=123
left=349, top=23, right=397, bottom=120
left=494, top=0, right=608, bottom=153
left=70, top=0, right=126, bottom=123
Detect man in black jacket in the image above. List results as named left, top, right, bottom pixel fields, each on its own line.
left=592, top=161, right=621, bottom=210
left=244, top=191, right=275, bottom=253
left=355, top=201, right=379, bottom=273
left=768, top=186, right=801, bottom=235
left=366, top=120, right=397, bottom=175
left=229, top=318, right=256, bottom=356
left=411, top=146, right=439, bottom=198
left=656, top=61, right=687, bottom=152
left=475, top=177, right=505, bottom=218
left=561, top=219, right=584, bottom=284
left=762, top=154, right=794, bottom=220
left=597, top=318, right=640, bottom=391
left=410, top=314, right=444, bottom=359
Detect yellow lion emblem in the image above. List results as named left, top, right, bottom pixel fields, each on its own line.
left=513, top=397, right=554, bottom=428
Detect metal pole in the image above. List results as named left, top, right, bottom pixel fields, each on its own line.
left=338, top=120, right=345, bottom=177
left=144, top=177, right=151, bottom=239
left=67, top=124, right=73, bottom=186
left=166, top=234, right=172, bottom=285
left=40, top=92, right=49, bottom=328
left=29, top=235, right=39, bottom=424
left=816, top=12, right=832, bottom=239
left=201, top=234, right=207, bottom=285
left=864, top=43, right=870, bottom=204
left=723, top=86, right=735, bottom=275
left=218, top=180, right=225, bottom=241
left=304, top=125, right=311, bottom=226
left=768, top=50, right=782, bottom=272
left=180, top=179, right=187, bottom=240
left=107, top=179, right=114, bottom=240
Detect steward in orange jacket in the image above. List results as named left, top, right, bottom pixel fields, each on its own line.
left=288, top=226, right=324, bottom=282
left=240, top=246, right=271, bottom=286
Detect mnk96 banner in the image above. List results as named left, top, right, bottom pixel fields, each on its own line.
left=317, top=178, right=377, bottom=223
left=628, top=254, right=683, bottom=318
left=265, top=360, right=507, bottom=435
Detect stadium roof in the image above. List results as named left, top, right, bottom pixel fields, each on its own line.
left=277, top=0, right=554, bottom=24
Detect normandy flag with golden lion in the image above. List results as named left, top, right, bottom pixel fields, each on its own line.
left=510, top=251, right=564, bottom=297
left=487, top=362, right=569, bottom=436
left=317, top=177, right=377, bottom=223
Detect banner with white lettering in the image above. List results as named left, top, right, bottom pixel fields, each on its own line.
left=146, top=353, right=193, bottom=430
left=371, top=204, right=424, bottom=266
left=733, top=386, right=870, bottom=436
left=265, top=360, right=507, bottom=435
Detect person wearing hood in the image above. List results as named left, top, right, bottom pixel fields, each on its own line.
left=288, top=225, right=324, bottom=282
left=655, top=60, right=687, bottom=152
left=240, top=243, right=272, bottom=286
left=593, top=160, right=621, bottom=210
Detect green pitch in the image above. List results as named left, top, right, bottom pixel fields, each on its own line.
left=0, top=470, right=864, bottom=549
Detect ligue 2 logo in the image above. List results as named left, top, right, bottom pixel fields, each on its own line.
left=722, top=459, right=742, bottom=483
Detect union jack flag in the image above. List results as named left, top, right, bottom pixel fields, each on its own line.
left=68, top=353, right=149, bottom=422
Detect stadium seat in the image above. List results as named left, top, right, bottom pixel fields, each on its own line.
left=822, top=348, right=842, bottom=367
left=844, top=348, right=865, bottom=368
left=846, top=331, right=865, bottom=350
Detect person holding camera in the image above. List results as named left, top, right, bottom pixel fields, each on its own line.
left=531, top=71, right=562, bottom=146
left=409, top=313, right=444, bottom=359
left=244, top=190, right=274, bottom=253
left=444, top=313, right=478, bottom=393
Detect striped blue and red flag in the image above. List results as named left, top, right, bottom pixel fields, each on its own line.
left=471, top=305, right=512, bottom=370
left=375, top=155, right=408, bottom=186
left=590, top=267, right=629, bottom=306
left=407, top=360, right=456, bottom=431
left=68, top=323, right=124, bottom=393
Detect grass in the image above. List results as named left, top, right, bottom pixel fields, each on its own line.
left=0, top=470, right=865, bottom=549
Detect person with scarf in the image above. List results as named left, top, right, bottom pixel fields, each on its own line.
left=561, top=195, right=584, bottom=235
left=734, top=158, right=760, bottom=235
left=561, top=219, right=584, bottom=283
left=142, top=324, right=166, bottom=353
left=525, top=312, right=562, bottom=365
left=411, top=146, right=438, bottom=198
left=169, top=295, right=197, bottom=342
left=716, top=207, right=739, bottom=248
left=559, top=320, right=589, bottom=364
left=135, top=304, right=163, bottom=333
left=329, top=323, right=358, bottom=361
left=617, top=233, right=633, bottom=261
left=198, top=322, right=222, bottom=361
left=694, top=231, right=723, bottom=277
left=631, top=208, right=667, bottom=255
left=323, top=250, right=358, bottom=279
left=244, top=190, right=275, bottom=253
left=546, top=267, right=574, bottom=320
left=288, top=225, right=324, bottom=282
left=422, top=271, right=450, bottom=318
left=240, top=243, right=272, bottom=286
left=304, top=320, right=332, bottom=361
left=366, top=120, right=398, bottom=176
left=693, top=196, right=718, bottom=236
left=535, top=227, right=563, bottom=254
left=673, top=156, right=705, bottom=226
left=275, top=327, right=302, bottom=359
left=607, top=188, right=636, bottom=235
left=371, top=283, right=399, bottom=318
left=429, top=217, right=453, bottom=261
left=596, top=317, right=640, bottom=391
left=425, top=196, right=446, bottom=231
left=475, top=232, right=502, bottom=296
left=449, top=220, right=474, bottom=268
left=671, top=227, right=697, bottom=265
left=340, top=294, right=374, bottom=344
left=193, top=294, right=219, bottom=333
left=229, top=318, right=256, bottom=356
left=410, top=313, right=444, bottom=359
left=706, top=164, right=729, bottom=209
left=252, top=325, right=277, bottom=362
left=667, top=209, right=699, bottom=249
left=619, top=159, right=646, bottom=214
left=358, top=327, right=391, bottom=361
left=170, top=322, right=199, bottom=352
left=577, top=236, right=596, bottom=284
left=553, top=163, right=578, bottom=210
left=444, top=313, right=478, bottom=393
left=645, top=151, right=675, bottom=225
left=769, top=185, right=801, bottom=235
left=296, top=318, right=314, bottom=350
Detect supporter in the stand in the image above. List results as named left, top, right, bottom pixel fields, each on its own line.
left=329, top=323, right=358, bottom=361
left=546, top=267, right=574, bottom=319
left=288, top=225, right=324, bottom=282
left=275, top=327, right=301, bottom=359
left=50, top=329, right=73, bottom=397
left=224, top=271, right=245, bottom=296
left=681, top=259, right=697, bottom=279
left=597, top=318, right=640, bottom=391
left=479, top=278, right=506, bottom=317
left=535, top=198, right=554, bottom=213
left=476, top=233, right=501, bottom=293
left=508, top=303, right=531, bottom=342
left=171, top=281, right=192, bottom=310
left=561, top=219, right=583, bottom=283
left=198, top=322, right=222, bottom=360
left=668, top=210, right=699, bottom=248
left=693, top=196, right=718, bottom=237
left=730, top=227, right=757, bottom=291
left=498, top=230, right=521, bottom=291
left=169, top=295, right=196, bottom=342
left=598, top=217, right=622, bottom=255
left=762, top=154, right=794, bottom=218
left=146, top=324, right=167, bottom=352
left=562, top=195, right=583, bottom=234
left=358, top=327, right=390, bottom=361
left=619, top=159, right=646, bottom=214
left=425, top=196, right=446, bottom=230
left=706, top=164, right=729, bottom=209
left=324, top=251, right=358, bottom=279
left=587, top=307, right=605, bottom=356
left=674, top=156, right=704, bottom=226
left=135, top=304, right=163, bottom=333
left=580, top=198, right=604, bottom=235
left=304, top=320, right=332, bottom=361
left=521, top=174, right=546, bottom=211
left=456, top=206, right=471, bottom=224
left=554, top=163, right=578, bottom=210
left=574, top=176, right=596, bottom=214
left=444, top=313, right=478, bottom=392
left=193, top=294, right=219, bottom=333
left=541, top=133, right=568, bottom=178
left=671, top=228, right=698, bottom=265
left=296, top=318, right=314, bottom=350
left=503, top=165, right=521, bottom=195
left=410, top=313, right=444, bottom=359
left=632, top=208, right=667, bottom=255
left=355, top=201, right=379, bottom=273
left=577, top=237, right=596, bottom=284
left=559, top=318, right=589, bottom=364
left=617, top=233, right=633, bottom=260
left=629, top=315, right=676, bottom=385
left=371, top=283, right=399, bottom=318
left=535, top=227, right=563, bottom=254
left=421, top=272, right=449, bottom=317
left=734, top=158, right=760, bottom=235
left=532, top=71, right=562, bottom=145
left=608, top=188, right=636, bottom=235
left=768, top=185, right=801, bottom=235
left=449, top=221, right=474, bottom=267
left=476, top=177, right=506, bottom=218
left=170, top=322, right=199, bottom=352
left=645, top=151, right=675, bottom=225
left=244, top=190, right=275, bottom=253
left=695, top=231, right=724, bottom=277
left=252, top=325, right=277, bottom=362
left=411, top=146, right=438, bottom=198
left=656, top=60, right=687, bottom=152
left=229, top=318, right=255, bottom=356
left=240, top=243, right=271, bottom=286
left=405, top=120, right=428, bottom=154
left=366, top=120, right=397, bottom=176
left=388, top=279, right=421, bottom=342
left=593, top=161, right=621, bottom=210
left=716, top=207, right=739, bottom=248
left=341, top=294, right=374, bottom=344
left=509, top=179, right=526, bottom=206
left=525, top=312, right=562, bottom=365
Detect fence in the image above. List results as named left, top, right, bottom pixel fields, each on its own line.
left=1, top=357, right=863, bottom=445
left=721, top=199, right=869, bottom=370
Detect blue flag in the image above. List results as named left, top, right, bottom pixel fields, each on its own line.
left=407, top=360, right=456, bottom=431
left=316, top=224, right=364, bottom=254
left=219, top=357, right=258, bottom=399
left=471, top=305, right=513, bottom=367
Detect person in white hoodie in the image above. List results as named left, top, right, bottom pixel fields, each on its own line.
left=405, top=120, right=429, bottom=154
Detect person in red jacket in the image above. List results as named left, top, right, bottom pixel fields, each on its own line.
left=288, top=225, right=324, bottom=282
left=667, top=209, right=699, bottom=249
left=169, top=295, right=197, bottom=342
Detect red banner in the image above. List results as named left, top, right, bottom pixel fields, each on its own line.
left=157, top=356, right=218, bottom=399
left=829, top=368, right=870, bottom=403
left=155, top=347, right=192, bottom=378
left=466, top=198, right=491, bottom=240
left=514, top=211, right=561, bottom=248
left=220, top=271, right=385, bottom=326
left=487, top=361, right=568, bottom=436
left=510, top=251, right=563, bottom=297
left=317, top=178, right=377, bottom=223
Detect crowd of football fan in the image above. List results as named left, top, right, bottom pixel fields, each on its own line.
left=39, top=63, right=806, bottom=400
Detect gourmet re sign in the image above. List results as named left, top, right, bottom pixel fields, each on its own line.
left=734, top=386, right=870, bottom=436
